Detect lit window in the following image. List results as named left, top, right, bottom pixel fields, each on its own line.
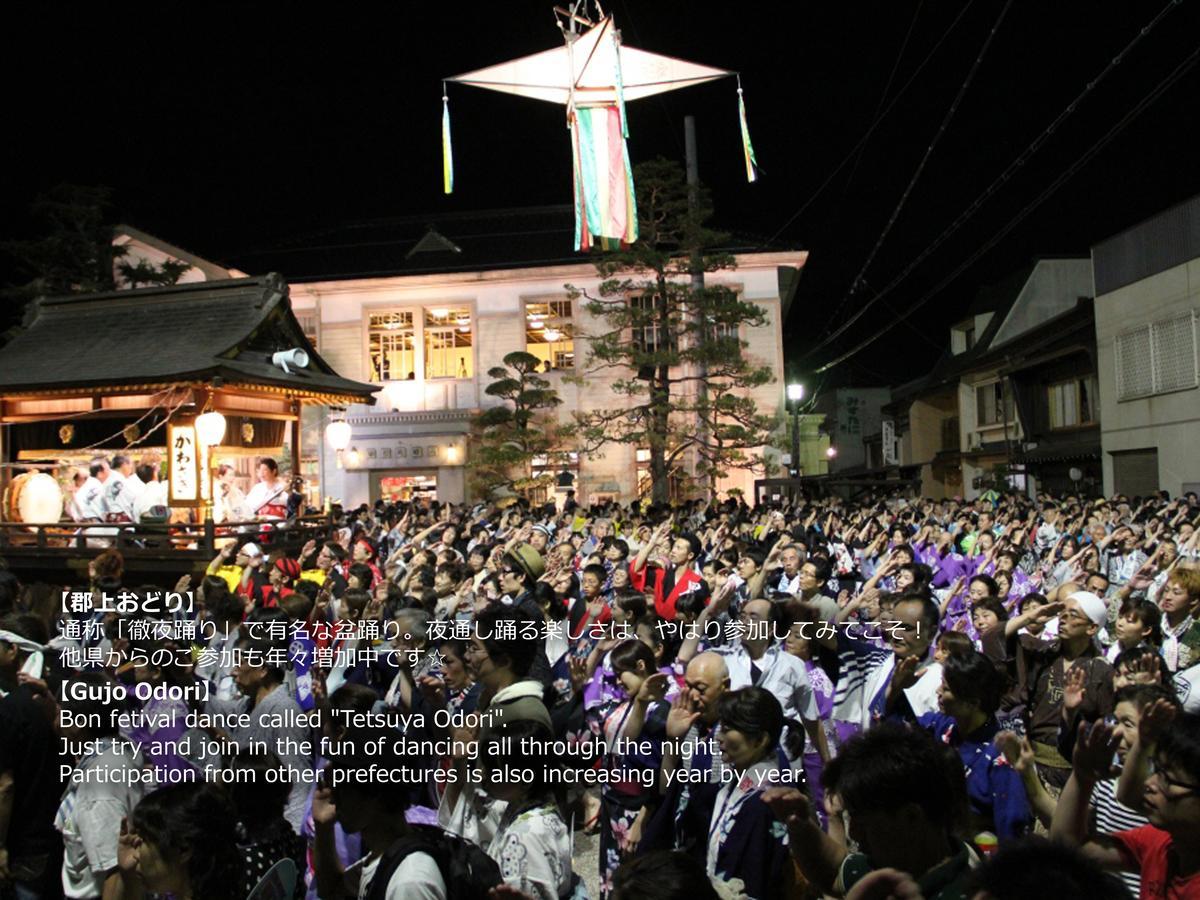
left=368, top=312, right=415, bottom=382
left=425, top=307, right=473, bottom=379
left=525, top=299, right=574, bottom=371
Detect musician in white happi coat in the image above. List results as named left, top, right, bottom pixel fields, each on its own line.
left=131, top=462, right=168, bottom=522
left=75, top=457, right=110, bottom=521
left=243, top=457, right=289, bottom=520
left=100, top=454, right=139, bottom=522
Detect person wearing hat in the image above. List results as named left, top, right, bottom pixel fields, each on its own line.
left=498, top=544, right=553, bottom=688
left=258, top=556, right=301, bottom=609
left=1004, top=587, right=1115, bottom=789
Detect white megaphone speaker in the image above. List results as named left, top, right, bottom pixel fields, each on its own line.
left=272, top=348, right=310, bottom=374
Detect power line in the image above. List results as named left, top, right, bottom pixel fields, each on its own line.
left=819, top=0, right=1011, bottom=338
left=803, top=0, right=1185, bottom=360
left=842, top=0, right=926, bottom=191
left=761, top=1, right=977, bottom=248
left=812, top=44, right=1200, bottom=374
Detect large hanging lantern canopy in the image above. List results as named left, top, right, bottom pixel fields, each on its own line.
left=443, top=9, right=757, bottom=251
left=326, top=419, right=352, bottom=451
left=195, top=410, right=227, bottom=446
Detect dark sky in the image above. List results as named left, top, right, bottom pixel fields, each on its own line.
left=4, top=1, right=1198, bottom=389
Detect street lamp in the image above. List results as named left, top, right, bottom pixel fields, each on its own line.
left=786, top=383, right=804, bottom=479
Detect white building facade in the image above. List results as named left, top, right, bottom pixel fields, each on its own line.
left=292, top=251, right=804, bottom=507
left=1092, top=195, right=1200, bottom=498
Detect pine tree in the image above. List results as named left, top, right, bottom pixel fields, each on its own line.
left=568, top=158, right=779, bottom=504
left=468, top=351, right=574, bottom=501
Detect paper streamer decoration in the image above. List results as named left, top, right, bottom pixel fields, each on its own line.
left=571, top=105, right=638, bottom=251
left=738, top=76, right=758, bottom=183
left=442, top=86, right=454, bottom=194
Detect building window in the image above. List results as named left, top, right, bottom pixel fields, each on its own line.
left=975, top=381, right=1013, bottom=427
left=368, top=311, right=416, bottom=382
left=295, top=310, right=319, bottom=349
left=1048, top=375, right=1099, bottom=429
left=525, top=299, right=574, bottom=371
left=424, top=307, right=473, bottom=379
left=1116, top=312, right=1198, bottom=401
left=630, top=295, right=675, bottom=354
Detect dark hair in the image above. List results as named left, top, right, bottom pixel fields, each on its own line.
left=971, top=595, right=1009, bottom=624
left=898, top=562, right=933, bottom=592
left=581, top=563, right=608, bottom=585
left=1020, top=592, right=1049, bottom=612
left=226, top=749, right=290, bottom=833
left=609, top=539, right=630, bottom=560
left=614, top=589, right=647, bottom=619
left=1113, top=644, right=1168, bottom=681
left=942, top=649, right=1005, bottom=716
left=257, top=457, right=279, bottom=474
left=1118, top=597, right=1163, bottom=646
left=715, top=687, right=784, bottom=754
left=678, top=532, right=703, bottom=560
left=835, top=723, right=966, bottom=828
left=131, top=783, right=243, bottom=900
left=326, top=726, right=419, bottom=809
left=346, top=563, right=375, bottom=590
left=474, top=605, right=540, bottom=678
left=936, top=630, right=974, bottom=657
left=964, top=835, right=1135, bottom=900
left=610, top=850, right=721, bottom=900
left=609, top=638, right=657, bottom=679
left=203, top=577, right=243, bottom=623
left=970, top=574, right=999, bottom=596
left=893, top=594, right=941, bottom=635
left=740, top=548, right=766, bottom=569
left=1114, top=682, right=1180, bottom=713
left=675, top=589, right=708, bottom=619
left=805, top=557, right=831, bottom=585
left=59, top=671, right=124, bottom=738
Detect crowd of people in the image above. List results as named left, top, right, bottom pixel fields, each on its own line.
left=3, top=461, right=1200, bottom=899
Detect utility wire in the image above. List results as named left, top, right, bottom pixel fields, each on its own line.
left=813, top=44, right=1200, bottom=374
left=803, top=0, right=1185, bottom=360
left=842, top=0, right=926, bottom=191
left=819, top=0, right=1011, bottom=338
left=761, top=1, right=977, bottom=247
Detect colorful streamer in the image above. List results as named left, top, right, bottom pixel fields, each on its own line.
left=570, top=105, right=638, bottom=251
left=442, top=86, right=454, bottom=194
left=613, top=31, right=629, bottom=139
left=737, top=76, right=758, bottom=183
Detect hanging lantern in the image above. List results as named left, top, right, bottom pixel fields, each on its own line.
left=195, top=410, right=226, bottom=446
left=326, top=419, right=352, bottom=451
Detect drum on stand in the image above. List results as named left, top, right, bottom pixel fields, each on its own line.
left=4, top=472, right=64, bottom=533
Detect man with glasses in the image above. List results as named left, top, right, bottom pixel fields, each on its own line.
left=1053, top=710, right=1200, bottom=898
left=1007, top=588, right=1115, bottom=791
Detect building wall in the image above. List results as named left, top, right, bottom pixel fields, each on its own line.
left=292, top=253, right=803, bottom=507
left=1094, top=257, right=1200, bottom=497
left=815, top=387, right=889, bottom=471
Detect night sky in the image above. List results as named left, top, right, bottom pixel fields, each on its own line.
left=4, top=1, right=1198, bottom=390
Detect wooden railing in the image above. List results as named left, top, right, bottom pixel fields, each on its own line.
left=0, top=513, right=334, bottom=561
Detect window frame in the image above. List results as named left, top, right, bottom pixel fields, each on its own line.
left=523, top=297, right=576, bottom=371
